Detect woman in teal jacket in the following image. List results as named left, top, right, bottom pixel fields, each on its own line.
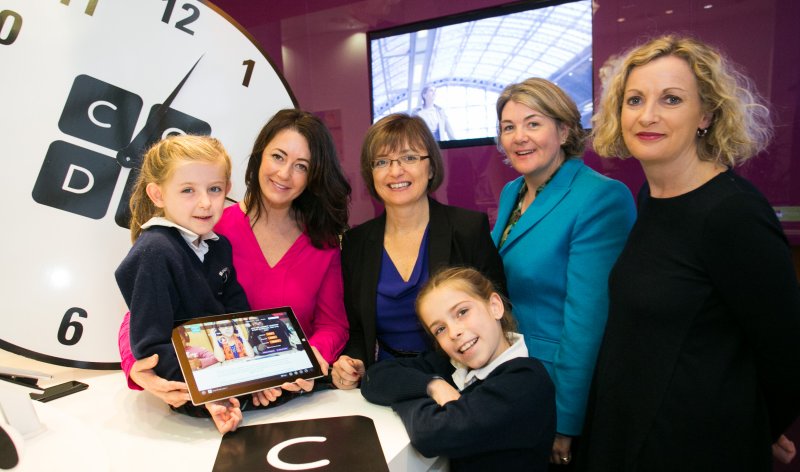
left=491, top=78, right=635, bottom=468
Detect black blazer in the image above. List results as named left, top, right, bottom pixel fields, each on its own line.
left=340, top=198, right=506, bottom=367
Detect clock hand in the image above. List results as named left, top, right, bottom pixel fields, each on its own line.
left=114, top=55, right=204, bottom=227
left=116, top=54, right=204, bottom=168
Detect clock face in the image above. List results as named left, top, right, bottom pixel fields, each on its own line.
left=0, top=0, right=295, bottom=367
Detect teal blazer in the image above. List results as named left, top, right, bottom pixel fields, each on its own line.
left=491, top=159, right=635, bottom=436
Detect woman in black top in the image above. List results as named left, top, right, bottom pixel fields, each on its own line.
left=580, top=35, right=800, bottom=472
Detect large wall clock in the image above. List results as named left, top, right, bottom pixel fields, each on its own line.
left=0, top=0, right=295, bottom=368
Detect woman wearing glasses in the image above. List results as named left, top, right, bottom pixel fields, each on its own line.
left=331, top=113, right=505, bottom=389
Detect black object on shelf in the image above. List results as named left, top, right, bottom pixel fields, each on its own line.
left=0, top=373, right=45, bottom=392
left=29, top=380, right=89, bottom=403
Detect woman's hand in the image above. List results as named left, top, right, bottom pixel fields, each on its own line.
left=205, top=397, right=242, bottom=434
left=331, top=355, right=365, bottom=390
left=773, top=434, right=797, bottom=464
left=129, top=354, right=190, bottom=408
left=252, top=346, right=329, bottom=406
left=426, top=378, right=460, bottom=406
left=551, top=434, right=573, bottom=466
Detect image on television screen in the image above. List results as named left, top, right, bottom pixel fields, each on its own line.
left=368, top=0, right=593, bottom=148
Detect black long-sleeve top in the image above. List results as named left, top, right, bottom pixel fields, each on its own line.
left=341, top=198, right=507, bottom=367
left=580, top=170, right=800, bottom=472
left=115, top=226, right=249, bottom=382
left=361, top=349, right=555, bottom=472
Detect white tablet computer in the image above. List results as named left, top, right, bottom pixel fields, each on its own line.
left=172, top=307, right=323, bottom=406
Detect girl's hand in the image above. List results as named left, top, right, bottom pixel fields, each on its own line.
left=279, top=378, right=315, bottom=394
left=252, top=387, right=283, bottom=406
left=130, top=354, right=190, bottom=408
left=550, top=434, right=572, bottom=466
left=426, top=378, right=460, bottom=406
left=205, top=397, right=242, bottom=434
left=331, top=355, right=365, bottom=390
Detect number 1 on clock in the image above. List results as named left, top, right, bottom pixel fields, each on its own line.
left=242, top=59, right=255, bottom=87
left=60, top=0, right=99, bottom=16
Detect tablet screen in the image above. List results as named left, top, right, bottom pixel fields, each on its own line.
left=172, top=307, right=323, bottom=405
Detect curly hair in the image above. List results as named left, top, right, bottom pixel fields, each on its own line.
left=496, top=77, right=587, bottom=158
left=359, top=113, right=444, bottom=201
left=592, top=35, right=772, bottom=166
left=128, top=135, right=231, bottom=243
left=243, top=109, right=351, bottom=249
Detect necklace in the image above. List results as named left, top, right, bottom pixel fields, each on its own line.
left=497, top=163, right=564, bottom=249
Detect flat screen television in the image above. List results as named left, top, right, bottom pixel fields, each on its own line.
left=367, top=0, right=593, bottom=148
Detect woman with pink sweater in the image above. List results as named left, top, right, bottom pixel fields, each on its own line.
left=118, top=109, right=351, bottom=408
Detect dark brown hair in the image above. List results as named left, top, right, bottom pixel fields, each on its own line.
left=243, top=109, right=351, bottom=248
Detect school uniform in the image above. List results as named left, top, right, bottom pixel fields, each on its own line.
left=115, top=219, right=249, bottom=382
left=361, top=334, right=555, bottom=471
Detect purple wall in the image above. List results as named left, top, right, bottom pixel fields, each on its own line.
left=208, top=1, right=800, bottom=462
left=590, top=0, right=800, bottom=243
left=210, top=0, right=800, bottom=243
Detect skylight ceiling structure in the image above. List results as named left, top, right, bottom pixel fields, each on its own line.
left=370, top=0, right=593, bottom=132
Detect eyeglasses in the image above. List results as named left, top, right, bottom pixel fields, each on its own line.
left=370, top=154, right=429, bottom=170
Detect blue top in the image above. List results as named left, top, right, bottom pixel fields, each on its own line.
left=491, top=159, right=636, bottom=435
left=375, top=226, right=431, bottom=361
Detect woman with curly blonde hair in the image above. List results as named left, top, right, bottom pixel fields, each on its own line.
left=579, top=35, right=800, bottom=471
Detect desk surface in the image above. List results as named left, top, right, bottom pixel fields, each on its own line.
left=0, top=349, right=442, bottom=472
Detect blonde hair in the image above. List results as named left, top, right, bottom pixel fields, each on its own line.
left=128, top=135, right=231, bottom=242
left=416, top=267, right=517, bottom=343
left=496, top=77, right=587, bottom=158
left=592, top=35, right=772, bottom=166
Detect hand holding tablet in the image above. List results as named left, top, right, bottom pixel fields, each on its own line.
left=172, top=307, right=324, bottom=406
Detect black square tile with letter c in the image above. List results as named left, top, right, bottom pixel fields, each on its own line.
left=213, top=415, right=389, bottom=472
